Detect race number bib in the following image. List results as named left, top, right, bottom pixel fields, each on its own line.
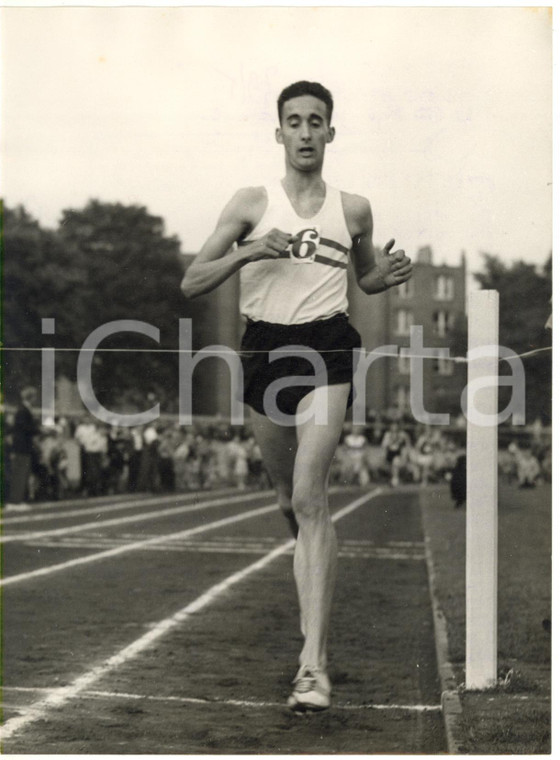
left=289, top=227, right=320, bottom=264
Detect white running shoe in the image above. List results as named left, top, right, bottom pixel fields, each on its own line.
left=287, top=665, right=331, bottom=712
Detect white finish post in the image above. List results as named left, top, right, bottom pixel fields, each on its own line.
left=465, top=289, right=499, bottom=690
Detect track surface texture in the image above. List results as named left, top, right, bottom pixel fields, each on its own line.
left=1, top=486, right=446, bottom=754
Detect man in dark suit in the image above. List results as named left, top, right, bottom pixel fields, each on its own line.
left=5, top=387, right=39, bottom=512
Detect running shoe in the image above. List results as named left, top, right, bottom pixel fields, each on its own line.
left=287, top=665, right=331, bottom=712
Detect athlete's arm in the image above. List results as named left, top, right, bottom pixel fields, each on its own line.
left=343, top=194, right=413, bottom=295
left=181, top=187, right=294, bottom=299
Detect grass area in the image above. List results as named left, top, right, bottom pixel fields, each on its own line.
left=421, top=482, right=551, bottom=754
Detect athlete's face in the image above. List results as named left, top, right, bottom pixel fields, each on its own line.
left=276, top=95, right=335, bottom=172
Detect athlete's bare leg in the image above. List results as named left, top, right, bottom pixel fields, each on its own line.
left=250, top=383, right=349, bottom=700
left=291, top=383, right=349, bottom=671
left=249, top=411, right=299, bottom=537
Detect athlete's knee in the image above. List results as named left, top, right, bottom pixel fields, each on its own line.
left=280, top=504, right=299, bottom=538
left=291, top=481, right=328, bottom=522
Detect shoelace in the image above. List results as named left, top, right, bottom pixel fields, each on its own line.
left=293, top=669, right=326, bottom=693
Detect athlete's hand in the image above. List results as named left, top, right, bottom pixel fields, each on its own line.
left=241, top=228, right=294, bottom=262
left=379, top=239, right=413, bottom=288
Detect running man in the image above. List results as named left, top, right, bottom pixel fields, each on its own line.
left=181, top=81, right=413, bottom=711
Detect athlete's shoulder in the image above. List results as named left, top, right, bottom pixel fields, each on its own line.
left=230, top=186, right=267, bottom=212
left=222, top=186, right=267, bottom=227
left=234, top=185, right=268, bottom=205
left=341, top=191, right=371, bottom=220
left=226, top=186, right=268, bottom=227
left=340, top=191, right=372, bottom=238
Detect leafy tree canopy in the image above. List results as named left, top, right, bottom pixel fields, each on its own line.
left=474, top=253, right=552, bottom=354
left=474, top=252, right=552, bottom=424
left=2, top=200, right=205, bottom=411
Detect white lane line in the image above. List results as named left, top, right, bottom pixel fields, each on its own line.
left=0, top=500, right=278, bottom=588
left=0, top=488, right=381, bottom=741
left=20, top=484, right=349, bottom=513
left=1, top=487, right=242, bottom=525
left=339, top=550, right=425, bottom=561
left=1, top=490, right=273, bottom=544
left=1, top=686, right=441, bottom=713
left=24, top=538, right=425, bottom=560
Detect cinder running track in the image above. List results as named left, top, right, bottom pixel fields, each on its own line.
left=1, top=486, right=446, bottom=753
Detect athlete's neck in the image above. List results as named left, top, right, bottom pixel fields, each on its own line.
left=281, top=171, right=326, bottom=202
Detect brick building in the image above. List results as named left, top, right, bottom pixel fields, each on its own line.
left=347, top=246, right=467, bottom=418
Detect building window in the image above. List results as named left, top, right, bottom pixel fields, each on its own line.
left=396, top=279, right=414, bottom=298
left=433, top=310, right=454, bottom=337
left=435, top=349, right=454, bottom=376
left=398, top=353, right=410, bottom=374
left=435, top=275, right=454, bottom=301
left=395, top=309, right=413, bottom=336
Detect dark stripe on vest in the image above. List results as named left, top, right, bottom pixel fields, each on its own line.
left=238, top=238, right=350, bottom=256
left=238, top=243, right=347, bottom=269
left=320, top=237, right=350, bottom=256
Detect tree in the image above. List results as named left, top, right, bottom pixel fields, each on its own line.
left=2, top=204, right=88, bottom=402
left=2, top=200, right=206, bottom=413
left=474, top=253, right=552, bottom=424
left=57, top=200, right=206, bottom=412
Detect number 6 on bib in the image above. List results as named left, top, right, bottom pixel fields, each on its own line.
left=289, top=227, right=320, bottom=264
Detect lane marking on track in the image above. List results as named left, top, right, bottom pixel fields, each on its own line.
left=12, top=484, right=354, bottom=513
left=24, top=536, right=426, bottom=560
left=345, top=539, right=425, bottom=548
left=1, top=686, right=441, bottom=713
left=1, top=487, right=244, bottom=526
left=0, top=500, right=280, bottom=588
left=0, top=488, right=381, bottom=741
left=0, top=490, right=274, bottom=544
left=2, top=486, right=354, bottom=528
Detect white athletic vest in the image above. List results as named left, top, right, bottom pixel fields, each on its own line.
left=238, top=182, right=352, bottom=325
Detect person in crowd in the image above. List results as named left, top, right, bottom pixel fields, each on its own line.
left=105, top=426, right=129, bottom=495
left=246, top=435, right=271, bottom=490
left=194, top=433, right=213, bottom=490
left=449, top=452, right=467, bottom=508
left=127, top=426, right=144, bottom=492
left=517, top=448, right=541, bottom=488
left=414, top=425, right=438, bottom=486
left=138, top=423, right=160, bottom=492
left=75, top=417, right=105, bottom=496
left=37, top=426, right=63, bottom=500
left=5, top=387, right=39, bottom=511
left=59, top=420, right=82, bottom=496
left=342, top=426, right=370, bottom=486
left=172, top=430, right=192, bottom=491
left=226, top=433, right=249, bottom=490
left=157, top=428, right=176, bottom=493
left=381, top=421, right=411, bottom=487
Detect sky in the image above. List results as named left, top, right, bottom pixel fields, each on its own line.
left=1, top=4, right=553, bottom=273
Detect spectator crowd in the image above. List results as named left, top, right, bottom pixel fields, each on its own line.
left=3, top=401, right=551, bottom=512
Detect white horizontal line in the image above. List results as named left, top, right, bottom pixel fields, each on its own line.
left=2, top=686, right=441, bottom=713
left=23, top=539, right=425, bottom=560
left=387, top=541, right=426, bottom=548
left=340, top=551, right=425, bottom=560
left=1, top=487, right=243, bottom=525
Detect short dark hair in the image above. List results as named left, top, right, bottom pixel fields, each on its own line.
left=277, top=81, right=334, bottom=124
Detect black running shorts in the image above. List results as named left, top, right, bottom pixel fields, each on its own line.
left=240, top=313, right=362, bottom=418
